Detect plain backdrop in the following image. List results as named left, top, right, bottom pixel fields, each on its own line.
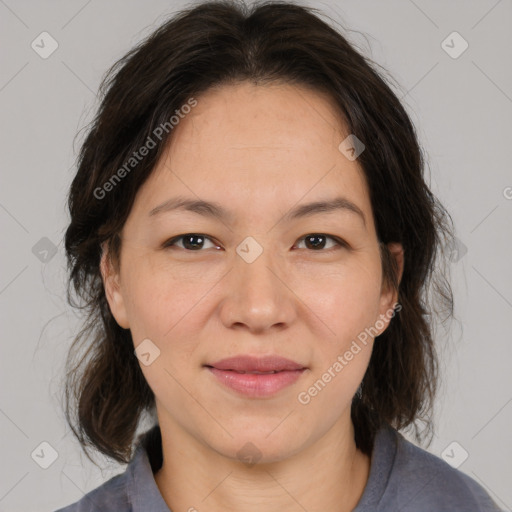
left=0, top=0, right=511, bottom=511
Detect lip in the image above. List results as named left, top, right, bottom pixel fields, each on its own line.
left=205, top=355, right=307, bottom=398
left=207, top=355, right=305, bottom=372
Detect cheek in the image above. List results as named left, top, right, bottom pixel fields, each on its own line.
left=298, top=257, right=381, bottom=404
left=121, top=255, right=212, bottom=339
left=302, top=256, right=383, bottom=345
left=122, top=269, right=204, bottom=405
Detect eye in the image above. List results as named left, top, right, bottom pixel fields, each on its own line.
left=163, top=233, right=221, bottom=251
left=162, top=233, right=347, bottom=252
left=294, top=233, right=347, bottom=251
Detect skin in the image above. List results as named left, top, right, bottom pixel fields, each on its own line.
left=101, top=81, right=404, bottom=512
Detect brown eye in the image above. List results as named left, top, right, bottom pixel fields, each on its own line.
left=295, top=234, right=347, bottom=251
left=164, top=234, right=220, bottom=251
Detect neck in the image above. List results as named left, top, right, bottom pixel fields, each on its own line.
left=154, top=413, right=371, bottom=512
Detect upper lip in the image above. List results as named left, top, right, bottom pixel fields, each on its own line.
left=206, top=355, right=306, bottom=372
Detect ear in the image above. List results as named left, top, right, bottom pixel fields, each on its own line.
left=99, top=241, right=130, bottom=329
left=376, top=242, right=404, bottom=335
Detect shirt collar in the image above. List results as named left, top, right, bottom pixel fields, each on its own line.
left=126, top=424, right=171, bottom=512
left=124, top=422, right=397, bottom=512
left=353, top=423, right=398, bottom=510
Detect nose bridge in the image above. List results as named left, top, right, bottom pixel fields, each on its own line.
left=236, top=235, right=281, bottom=301
left=220, top=235, right=294, bottom=331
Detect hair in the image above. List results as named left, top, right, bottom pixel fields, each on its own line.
left=63, top=0, right=455, bottom=465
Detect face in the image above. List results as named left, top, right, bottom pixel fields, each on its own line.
left=101, top=81, right=403, bottom=463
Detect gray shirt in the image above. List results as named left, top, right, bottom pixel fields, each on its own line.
left=55, top=423, right=502, bottom=511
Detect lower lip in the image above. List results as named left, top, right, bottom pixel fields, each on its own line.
left=206, top=367, right=306, bottom=397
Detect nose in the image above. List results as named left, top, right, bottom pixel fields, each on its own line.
left=218, top=245, right=297, bottom=334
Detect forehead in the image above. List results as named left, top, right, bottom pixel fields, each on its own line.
left=127, top=82, right=373, bottom=230
left=171, top=81, right=349, bottom=155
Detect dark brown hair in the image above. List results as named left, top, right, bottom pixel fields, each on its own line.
left=63, top=0, right=454, bottom=465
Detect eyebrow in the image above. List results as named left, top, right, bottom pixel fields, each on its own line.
left=148, top=195, right=366, bottom=228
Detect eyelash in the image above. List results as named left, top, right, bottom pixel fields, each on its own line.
left=162, top=233, right=348, bottom=252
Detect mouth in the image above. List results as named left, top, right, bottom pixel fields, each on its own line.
left=204, top=355, right=307, bottom=397
left=205, top=354, right=306, bottom=373
left=205, top=368, right=285, bottom=374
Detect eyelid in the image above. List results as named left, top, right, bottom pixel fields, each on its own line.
left=163, top=233, right=348, bottom=251
left=296, top=232, right=350, bottom=254
left=294, top=234, right=348, bottom=250
left=163, top=233, right=221, bottom=250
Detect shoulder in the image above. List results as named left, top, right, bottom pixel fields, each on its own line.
left=54, top=425, right=165, bottom=512
left=53, top=470, right=130, bottom=512
left=374, top=425, right=502, bottom=511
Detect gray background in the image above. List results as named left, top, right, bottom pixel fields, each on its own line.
left=1, top=0, right=511, bottom=511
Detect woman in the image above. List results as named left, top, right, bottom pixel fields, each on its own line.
left=56, top=1, right=501, bottom=511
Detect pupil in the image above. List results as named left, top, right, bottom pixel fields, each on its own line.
left=181, top=234, right=328, bottom=250
left=184, top=234, right=204, bottom=250
left=306, top=234, right=325, bottom=250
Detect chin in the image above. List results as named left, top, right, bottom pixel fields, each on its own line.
left=209, top=428, right=306, bottom=466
